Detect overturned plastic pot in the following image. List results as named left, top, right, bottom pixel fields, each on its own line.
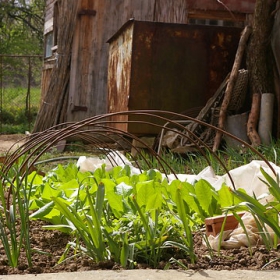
left=258, top=93, right=274, bottom=145
left=225, top=112, right=250, bottom=148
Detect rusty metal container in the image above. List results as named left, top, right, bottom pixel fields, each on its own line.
left=107, top=19, right=243, bottom=135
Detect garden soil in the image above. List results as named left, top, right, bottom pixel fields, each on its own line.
left=0, top=220, right=280, bottom=275
left=0, top=134, right=26, bottom=154
left=0, top=134, right=279, bottom=275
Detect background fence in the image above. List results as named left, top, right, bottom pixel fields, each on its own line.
left=0, top=55, right=43, bottom=134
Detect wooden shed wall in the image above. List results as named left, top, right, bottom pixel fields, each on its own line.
left=41, top=0, right=56, bottom=107
left=67, top=0, right=192, bottom=122
left=44, top=0, right=56, bottom=22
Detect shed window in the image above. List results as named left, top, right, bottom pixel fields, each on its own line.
left=45, top=31, right=54, bottom=58
left=188, top=18, right=244, bottom=28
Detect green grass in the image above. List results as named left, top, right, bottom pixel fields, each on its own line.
left=0, top=87, right=40, bottom=133
left=135, top=140, right=280, bottom=177
left=1, top=87, right=41, bottom=108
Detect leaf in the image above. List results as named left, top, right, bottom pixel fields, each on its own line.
left=218, top=185, right=235, bottom=208
left=55, top=164, right=78, bottom=182
left=58, top=179, right=79, bottom=198
left=95, top=182, right=105, bottom=221
left=195, top=179, right=215, bottom=216
left=52, top=197, right=87, bottom=232
left=30, top=201, right=55, bottom=219
left=116, top=182, right=133, bottom=196
left=136, top=180, right=155, bottom=208
left=233, top=189, right=280, bottom=238
left=173, top=182, right=195, bottom=262
left=120, top=233, right=129, bottom=268
left=27, top=171, right=43, bottom=185
left=260, top=167, right=280, bottom=202
left=146, top=191, right=163, bottom=211
left=138, top=173, right=149, bottom=182
left=147, top=169, right=162, bottom=181
left=110, top=165, right=131, bottom=179
left=106, top=191, right=124, bottom=216
left=233, top=190, right=266, bottom=212
left=93, top=165, right=109, bottom=181
left=168, top=180, right=202, bottom=216
left=101, top=178, right=116, bottom=191
left=42, top=224, right=74, bottom=234
left=86, top=187, right=107, bottom=260
left=41, top=182, right=61, bottom=200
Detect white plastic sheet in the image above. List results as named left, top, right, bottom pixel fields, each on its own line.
left=77, top=151, right=141, bottom=174
left=207, top=212, right=276, bottom=250
left=77, top=154, right=279, bottom=198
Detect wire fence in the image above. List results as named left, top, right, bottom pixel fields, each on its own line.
left=0, top=55, right=43, bottom=134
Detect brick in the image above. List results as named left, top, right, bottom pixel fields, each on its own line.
left=205, top=212, right=245, bottom=236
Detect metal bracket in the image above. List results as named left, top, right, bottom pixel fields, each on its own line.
left=71, top=105, right=88, bottom=112
left=78, top=9, right=97, bottom=16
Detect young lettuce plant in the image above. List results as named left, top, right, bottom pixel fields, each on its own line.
left=124, top=169, right=170, bottom=268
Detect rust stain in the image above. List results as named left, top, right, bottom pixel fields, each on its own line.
left=217, top=33, right=225, bottom=48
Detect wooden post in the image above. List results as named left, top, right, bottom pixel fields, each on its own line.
left=33, top=0, right=79, bottom=132
left=247, top=93, right=262, bottom=146
left=212, top=26, right=252, bottom=152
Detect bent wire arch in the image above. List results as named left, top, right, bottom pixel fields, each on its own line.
left=2, top=109, right=276, bottom=207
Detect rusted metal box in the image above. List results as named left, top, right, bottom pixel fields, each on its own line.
left=107, top=20, right=242, bottom=135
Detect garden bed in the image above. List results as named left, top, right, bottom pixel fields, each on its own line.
left=0, top=220, right=279, bottom=275
left=0, top=134, right=280, bottom=275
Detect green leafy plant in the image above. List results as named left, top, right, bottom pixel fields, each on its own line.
left=3, top=156, right=270, bottom=269
left=0, top=162, right=36, bottom=267
left=27, top=162, right=241, bottom=268
left=52, top=184, right=109, bottom=262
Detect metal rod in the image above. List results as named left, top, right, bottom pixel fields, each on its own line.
left=26, top=56, right=32, bottom=132
left=0, top=55, right=43, bottom=58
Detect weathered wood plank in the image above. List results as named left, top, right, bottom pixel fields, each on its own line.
left=45, top=0, right=56, bottom=22
left=154, top=0, right=188, bottom=23
left=67, top=0, right=190, bottom=122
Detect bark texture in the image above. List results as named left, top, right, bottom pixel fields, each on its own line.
left=246, top=0, right=277, bottom=146
left=247, top=0, right=276, bottom=94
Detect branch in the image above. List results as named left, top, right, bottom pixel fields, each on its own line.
left=212, top=25, right=252, bottom=152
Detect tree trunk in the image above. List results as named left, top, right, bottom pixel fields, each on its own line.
left=246, top=0, right=277, bottom=146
